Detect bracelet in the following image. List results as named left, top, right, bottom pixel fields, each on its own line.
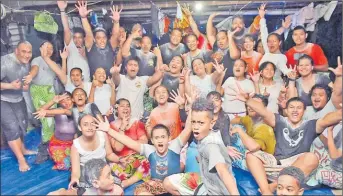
left=113, top=20, right=119, bottom=24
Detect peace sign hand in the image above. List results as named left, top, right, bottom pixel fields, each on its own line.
left=249, top=69, right=261, bottom=84
left=212, top=59, right=225, bottom=75
left=93, top=116, right=110, bottom=132
left=328, top=56, right=342, bottom=77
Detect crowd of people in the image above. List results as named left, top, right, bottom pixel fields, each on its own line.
left=1, top=1, right=342, bottom=195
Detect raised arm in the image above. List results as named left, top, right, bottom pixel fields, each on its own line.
left=75, top=1, right=94, bottom=51
left=227, top=30, right=240, bottom=59
left=211, top=61, right=225, bottom=85
left=59, top=47, right=69, bottom=85
left=57, top=0, right=72, bottom=45
left=110, top=64, right=122, bottom=87
left=41, top=44, right=67, bottom=84
left=106, top=77, right=116, bottom=106
left=316, top=107, right=342, bottom=134
left=146, top=48, right=164, bottom=87
left=258, top=5, right=269, bottom=54
left=109, top=5, right=122, bottom=50
left=329, top=57, right=342, bottom=109
left=104, top=133, right=120, bottom=163
left=327, top=125, right=342, bottom=159
left=273, top=15, right=292, bottom=35
left=206, top=13, right=219, bottom=47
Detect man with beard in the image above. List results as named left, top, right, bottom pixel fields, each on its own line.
left=76, top=1, right=121, bottom=77
left=1, top=41, right=36, bottom=172
left=160, top=29, right=188, bottom=65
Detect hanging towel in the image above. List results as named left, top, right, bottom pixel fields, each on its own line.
left=151, top=3, right=160, bottom=38
left=34, top=12, right=58, bottom=34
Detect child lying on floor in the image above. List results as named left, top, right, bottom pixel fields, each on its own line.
left=48, top=158, right=123, bottom=195
left=94, top=112, right=192, bottom=195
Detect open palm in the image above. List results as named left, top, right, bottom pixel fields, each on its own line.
left=75, top=1, right=92, bottom=18
left=110, top=5, right=122, bottom=22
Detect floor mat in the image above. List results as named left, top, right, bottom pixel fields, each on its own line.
left=0, top=129, right=334, bottom=195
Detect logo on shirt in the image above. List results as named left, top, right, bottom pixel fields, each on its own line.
left=148, top=59, right=154, bottom=67
left=135, top=81, right=142, bottom=88
left=283, top=128, right=304, bottom=147
left=156, top=159, right=168, bottom=176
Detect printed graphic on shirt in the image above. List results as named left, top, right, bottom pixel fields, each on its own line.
left=282, top=128, right=304, bottom=147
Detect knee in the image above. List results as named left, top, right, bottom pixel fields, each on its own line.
left=301, top=152, right=319, bottom=168
left=246, top=152, right=257, bottom=162
left=163, top=177, right=173, bottom=191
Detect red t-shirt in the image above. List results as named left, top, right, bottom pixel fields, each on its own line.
left=285, top=43, right=328, bottom=69
left=110, top=121, right=147, bottom=157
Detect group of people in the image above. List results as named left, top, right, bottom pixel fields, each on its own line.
left=1, top=1, right=342, bottom=195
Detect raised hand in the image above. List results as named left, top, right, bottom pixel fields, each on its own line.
left=53, top=93, right=69, bottom=103
left=170, top=89, right=186, bottom=107
left=92, top=76, right=100, bottom=87
left=106, top=76, right=116, bottom=89
left=227, top=28, right=239, bottom=38
left=105, top=106, right=114, bottom=116
left=33, top=109, right=47, bottom=119
left=328, top=56, right=342, bottom=77
left=249, top=69, right=261, bottom=84
left=11, top=79, right=22, bottom=89
left=119, top=116, right=130, bottom=131
left=152, top=45, right=161, bottom=56
left=286, top=65, right=297, bottom=80
left=110, top=64, right=122, bottom=75
left=75, top=0, right=92, bottom=18
left=212, top=59, right=225, bottom=75
left=57, top=0, right=68, bottom=11
left=179, top=68, right=187, bottom=84
left=110, top=5, right=122, bottom=22
left=59, top=46, right=69, bottom=59
left=235, top=81, right=253, bottom=102
left=258, top=3, right=267, bottom=18
left=187, top=85, right=200, bottom=105
left=209, top=12, right=220, bottom=19
left=181, top=3, right=192, bottom=17
left=282, top=15, right=292, bottom=29
left=93, top=116, right=110, bottom=132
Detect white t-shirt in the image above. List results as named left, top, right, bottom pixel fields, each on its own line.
left=259, top=82, right=282, bottom=114
left=222, top=77, right=255, bottom=114
left=190, top=75, right=216, bottom=98
left=90, top=83, right=112, bottom=115
left=259, top=53, right=290, bottom=83
left=116, top=75, right=149, bottom=119
left=65, top=81, right=91, bottom=96
left=67, top=40, right=90, bottom=82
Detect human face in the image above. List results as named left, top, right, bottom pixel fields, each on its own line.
left=59, top=95, right=73, bottom=110
left=261, top=63, right=275, bottom=80
left=170, top=30, right=182, bottom=46
left=277, top=175, right=304, bottom=196
left=70, top=69, right=83, bottom=87
left=286, top=101, right=305, bottom=124
left=79, top=115, right=96, bottom=137
left=233, top=60, right=246, bottom=77
left=72, top=88, right=87, bottom=106
left=117, top=100, right=131, bottom=119
left=191, top=111, right=214, bottom=141
left=141, top=37, right=152, bottom=53
left=192, top=59, right=206, bottom=76
left=292, top=29, right=307, bottom=46
left=94, top=68, right=106, bottom=82
left=119, top=27, right=126, bottom=37
left=43, top=42, right=54, bottom=57
left=208, top=95, right=222, bottom=114
left=231, top=17, right=245, bottom=36
left=297, top=58, right=313, bottom=77
left=15, top=43, right=32, bottom=64
left=126, top=60, right=139, bottom=78
left=95, top=31, right=108, bottom=49
left=247, top=98, right=262, bottom=117
left=169, top=56, right=183, bottom=74
left=257, top=41, right=265, bottom=55
left=97, top=165, right=116, bottom=191
left=186, top=35, right=198, bottom=51
left=151, top=128, right=170, bottom=155
left=243, top=38, right=254, bottom=51
left=216, top=32, right=229, bottom=49
left=73, top=33, right=84, bottom=48
left=311, top=88, right=328, bottom=110
left=154, top=86, right=169, bottom=105
left=267, top=35, right=280, bottom=53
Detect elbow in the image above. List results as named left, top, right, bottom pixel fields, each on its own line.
left=230, top=53, right=240, bottom=60
left=249, top=144, right=261, bottom=152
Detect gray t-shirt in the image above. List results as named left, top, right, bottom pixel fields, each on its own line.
left=330, top=125, right=342, bottom=172
left=303, top=99, right=336, bottom=121
left=197, top=131, right=234, bottom=195
left=214, top=47, right=235, bottom=83
left=31, top=56, right=57, bottom=85
left=274, top=114, right=318, bottom=160
left=160, top=43, right=187, bottom=65
left=86, top=42, right=115, bottom=78
left=131, top=49, right=157, bottom=77
left=296, top=73, right=331, bottom=106
left=186, top=49, right=212, bottom=70
left=0, top=53, right=30, bottom=103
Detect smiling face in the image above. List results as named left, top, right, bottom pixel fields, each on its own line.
left=297, top=58, right=313, bottom=77
left=70, top=69, right=83, bottom=87
left=191, top=110, right=214, bottom=141
left=267, top=34, right=281, bottom=53
left=231, top=17, right=245, bottom=36
left=243, top=37, right=255, bottom=51
left=257, top=41, right=265, bottom=55
left=208, top=95, right=222, bottom=114
left=233, top=59, right=247, bottom=77
left=277, top=175, right=304, bottom=196
left=59, top=94, right=73, bottom=110
left=292, top=29, right=307, bottom=46
left=216, top=31, right=229, bottom=49
left=78, top=115, right=96, bottom=137
left=126, top=59, right=139, bottom=78
left=116, top=100, right=131, bottom=119
left=169, top=56, right=183, bottom=74
left=286, top=101, right=305, bottom=124
left=94, top=68, right=107, bottom=83
left=192, top=59, right=206, bottom=76
left=15, top=42, right=32, bottom=64
left=73, top=32, right=84, bottom=48
left=186, top=35, right=198, bottom=51
left=170, top=29, right=183, bottom=46
left=151, top=128, right=170, bottom=155
left=72, top=88, right=87, bottom=107
left=311, top=88, right=328, bottom=110
left=261, top=63, right=275, bottom=80
left=154, top=86, right=169, bottom=105
left=141, top=36, right=152, bottom=53
left=95, top=31, right=108, bottom=49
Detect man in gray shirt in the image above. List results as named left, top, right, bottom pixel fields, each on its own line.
left=160, top=29, right=188, bottom=65
left=0, top=41, right=36, bottom=172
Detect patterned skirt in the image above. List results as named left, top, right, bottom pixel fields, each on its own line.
left=48, top=135, right=72, bottom=170
left=134, top=179, right=166, bottom=195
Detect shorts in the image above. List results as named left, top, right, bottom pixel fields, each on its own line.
left=0, top=100, right=28, bottom=141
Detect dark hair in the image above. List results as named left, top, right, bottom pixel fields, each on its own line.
left=191, top=98, right=215, bottom=119
left=77, top=113, right=92, bottom=126
left=141, top=35, right=152, bottom=42
left=186, top=33, right=198, bottom=41
left=172, top=28, right=182, bottom=34
left=259, top=61, right=276, bottom=72
left=278, top=166, right=305, bottom=187
left=206, top=91, right=222, bottom=100
left=267, top=33, right=281, bottom=42
left=115, top=98, right=131, bottom=117
left=217, top=30, right=228, bottom=36
left=93, top=27, right=107, bottom=35
left=70, top=67, right=83, bottom=75
left=40, top=40, right=53, bottom=48
left=126, top=56, right=141, bottom=65
left=232, top=15, right=244, bottom=22
left=191, top=58, right=205, bottom=71
left=309, top=84, right=332, bottom=101
left=297, top=54, right=314, bottom=66
left=84, top=159, right=107, bottom=187
left=153, top=85, right=169, bottom=97
left=286, top=97, right=305, bottom=109
left=73, top=27, right=85, bottom=37
left=151, top=124, right=170, bottom=138
left=72, top=88, right=88, bottom=99
left=234, top=59, right=247, bottom=68
left=293, top=25, right=307, bottom=34
left=170, top=55, right=185, bottom=68
left=252, top=94, right=269, bottom=107
left=255, top=39, right=262, bottom=51
left=243, top=34, right=254, bottom=42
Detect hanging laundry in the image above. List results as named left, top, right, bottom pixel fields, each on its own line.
left=151, top=2, right=160, bottom=38
left=176, top=2, right=183, bottom=19
left=173, top=3, right=190, bottom=33
left=90, top=12, right=99, bottom=27
left=164, top=16, right=171, bottom=34
left=34, top=12, right=58, bottom=34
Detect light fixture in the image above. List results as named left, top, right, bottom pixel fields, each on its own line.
left=195, top=2, right=203, bottom=11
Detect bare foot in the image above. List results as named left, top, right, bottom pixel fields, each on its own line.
left=18, top=159, right=30, bottom=172
left=22, top=148, right=38, bottom=155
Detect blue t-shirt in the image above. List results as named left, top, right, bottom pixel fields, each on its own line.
left=140, top=137, right=183, bottom=180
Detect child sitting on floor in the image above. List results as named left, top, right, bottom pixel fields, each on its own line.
left=94, top=113, right=192, bottom=195
left=276, top=166, right=305, bottom=195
